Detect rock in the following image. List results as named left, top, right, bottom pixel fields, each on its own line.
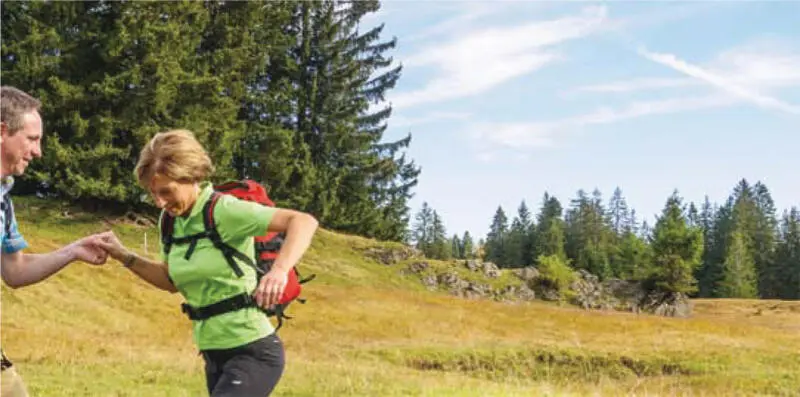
left=461, top=282, right=492, bottom=299
left=496, top=284, right=536, bottom=301
left=514, top=266, right=540, bottom=282
left=421, top=274, right=438, bottom=290
left=482, top=262, right=500, bottom=278
left=570, top=270, right=610, bottom=309
left=638, top=291, right=693, bottom=317
left=538, top=288, right=562, bottom=302
left=365, top=246, right=418, bottom=265
left=437, top=270, right=469, bottom=291
left=407, top=261, right=430, bottom=274
left=603, top=279, right=647, bottom=312
left=464, top=260, right=481, bottom=272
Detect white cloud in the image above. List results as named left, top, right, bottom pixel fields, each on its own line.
left=711, top=39, right=800, bottom=92
left=471, top=95, right=736, bottom=151
left=572, top=38, right=800, bottom=101
left=390, top=6, right=609, bottom=109
left=570, top=77, right=695, bottom=94
left=638, top=46, right=800, bottom=115
left=574, top=95, right=736, bottom=125
left=469, top=121, right=559, bottom=149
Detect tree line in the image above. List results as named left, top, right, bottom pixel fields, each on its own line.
left=412, top=179, right=800, bottom=300
left=1, top=0, right=418, bottom=242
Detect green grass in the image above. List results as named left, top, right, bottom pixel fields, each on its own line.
left=2, top=196, right=799, bottom=396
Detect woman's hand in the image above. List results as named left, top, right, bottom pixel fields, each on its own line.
left=95, top=231, right=130, bottom=262
left=254, top=268, right=289, bottom=309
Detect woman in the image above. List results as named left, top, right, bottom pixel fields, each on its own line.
left=97, top=129, right=318, bottom=397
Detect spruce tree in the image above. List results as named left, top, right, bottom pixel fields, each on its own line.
left=648, top=191, right=703, bottom=294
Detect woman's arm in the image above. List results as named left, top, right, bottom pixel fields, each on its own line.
left=120, top=250, right=178, bottom=293
left=254, top=209, right=318, bottom=307
left=96, top=231, right=178, bottom=293
left=266, top=209, right=319, bottom=275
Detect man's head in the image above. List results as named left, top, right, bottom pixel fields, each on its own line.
left=1, top=86, right=43, bottom=178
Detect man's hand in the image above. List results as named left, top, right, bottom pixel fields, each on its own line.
left=67, top=234, right=110, bottom=265
left=254, top=268, right=289, bottom=309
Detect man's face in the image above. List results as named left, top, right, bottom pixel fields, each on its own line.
left=1, top=111, right=43, bottom=177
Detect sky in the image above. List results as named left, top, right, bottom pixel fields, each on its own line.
left=363, top=1, right=800, bottom=241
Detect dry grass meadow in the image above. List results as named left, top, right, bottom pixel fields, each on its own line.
left=2, top=197, right=799, bottom=396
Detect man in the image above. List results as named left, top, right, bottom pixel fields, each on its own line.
left=1, top=86, right=109, bottom=397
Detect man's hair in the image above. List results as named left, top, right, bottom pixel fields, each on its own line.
left=1, top=86, right=41, bottom=135
left=135, top=129, right=215, bottom=188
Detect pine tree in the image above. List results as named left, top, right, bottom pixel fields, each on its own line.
left=696, top=196, right=717, bottom=297
left=707, top=199, right=734, bottom=297
left=516, top=200, right=534, bottom=267
left=503, top=200, right=532, bottom=268
left=752, top=182, right=778, bottom=298
left=719, top=228, right=758, bottom=298
left=485, top=206, right=508, bottom=265
left=617, top=231, right=652, bottom=280
left=775, top=208, right=800, bottom=299
left=608, top=187, right=629, bottom=236
left=537, top=218, right=567, bottom=263
left=648, top=190, right=703, bottom=294
left=532, top=192, right=562, bottom=261
left=462, top=231, right=475, bottom=259
left=565, top=189, right=613, bottom=278
left=430, top=211, right=449, bottom=259
left=687, top=202, right=699, bottom=228
left=412, top=202, right=434, bottom=253
left=450, top=234, right=462, bottom=259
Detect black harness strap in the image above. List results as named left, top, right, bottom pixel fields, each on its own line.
left=180, top=292, right=293, bottom=331
left=160, top=213, right=175, bottom=255
left=1, top=349, right=13, bottom=371
left=202, top=192, right=257, bottom=278
left=255, top=239, right=283, bottom=252
left=2, top=196, right=14, bottom=238
left=180, top=293, right=255, bottom=320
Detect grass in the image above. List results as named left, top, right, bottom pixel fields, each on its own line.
left=2, top=196, right=799, bottom=396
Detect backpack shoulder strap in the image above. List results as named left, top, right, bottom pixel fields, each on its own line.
left=203, top=192, right=258, bottom=278
left=160, top=211, right=175, bottom=255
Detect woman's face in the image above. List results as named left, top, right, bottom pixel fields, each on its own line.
left=148, top=173, right=199, bottom=217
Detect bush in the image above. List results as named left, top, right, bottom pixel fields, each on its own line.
left=535, top=254, right=577, bottom=301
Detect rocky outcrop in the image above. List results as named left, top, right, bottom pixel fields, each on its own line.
left=464, top=260, right=500, bottom=278
left=402, top=259, right=535, bottom=302
left=364, top=246, right=420, bottom=265
left=565, top=270, right=692, bottom=317
left=383, top=247, right=691, bottom=317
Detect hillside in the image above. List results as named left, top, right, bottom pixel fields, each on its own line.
left=2, top=197, right=799, bottom=397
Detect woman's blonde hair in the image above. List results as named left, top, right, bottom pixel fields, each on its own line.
left=135, top=129, right=214, bottom=187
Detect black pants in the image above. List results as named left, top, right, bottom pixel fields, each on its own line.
left=201, top=334, right=285, bottom=397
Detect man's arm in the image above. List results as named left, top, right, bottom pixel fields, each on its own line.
left=0, top=240, right=103, bottom=288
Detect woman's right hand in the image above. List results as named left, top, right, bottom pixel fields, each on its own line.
left=95, top=231, right=129, bottom=261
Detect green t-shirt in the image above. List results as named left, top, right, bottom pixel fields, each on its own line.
left=160, top=182, right=277, bottom=350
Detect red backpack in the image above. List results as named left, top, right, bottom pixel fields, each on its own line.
left=160, top=179, right=314, bottom=330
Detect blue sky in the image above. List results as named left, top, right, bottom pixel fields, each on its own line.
left=364, top=1, right=799, bottom=241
